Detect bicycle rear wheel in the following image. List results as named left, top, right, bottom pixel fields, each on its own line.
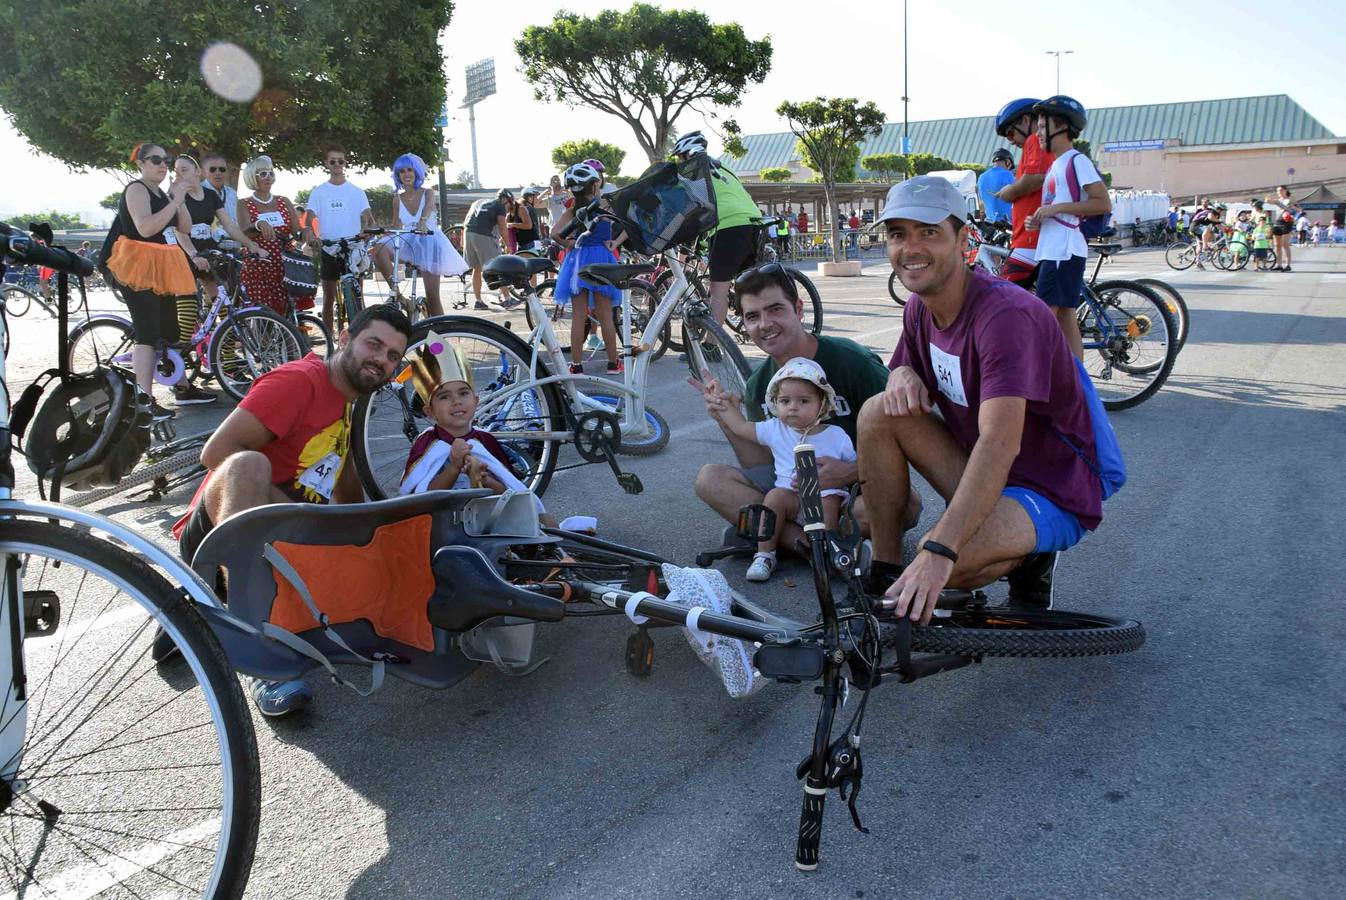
left=1164, top=241, right=1196, bottom=271
left=1129, top=278, right=1189, bottom=353
left=682, top=312, right=753, bottom=406
left=208, top=308, right=308, bottom=401
left=0, top=519, right=260, bottom=898
left=1078, top=281, right=1178, bottom=410
left=66, top=315, right=135, bottom=374
left=296, top=311, right=333, bottom=359
left=898, top=606, right=1145, bottom=658
left=351, top=317, right=566, bottom=500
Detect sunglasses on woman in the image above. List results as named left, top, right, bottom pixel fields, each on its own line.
left=255, top=170, right=275, bottom=178
left=140, top=154, right=174, bottom=166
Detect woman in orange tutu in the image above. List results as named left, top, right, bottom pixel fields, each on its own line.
left=104, top=143, right=213, bottom=420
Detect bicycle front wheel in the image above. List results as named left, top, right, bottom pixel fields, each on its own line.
left=208, top=308, right=308, bottom=401
left=296, top=311, right=333, bottom=359
left=351, top=317, right=566, bottom=500
left=1130, top=278, right=1189, bottom=353
left=66, top=315, right=135, bottom=375
left=888, top=269, right=910, bottom=307
left=682, top=312, right=753, bottom=404
left=1164, top=241, right=1196, bottom=271
left=1078, top=281, right=1178, bottom=410
left=786, top=267, right=824, bottom=336
left=2, top=284, right=36, bottom=317
left=0, top=519, right=260, bottom=898
left=898, top=606, right=1146, bottom=658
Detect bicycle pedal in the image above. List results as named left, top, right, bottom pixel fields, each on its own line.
left=151, top=420, right=178, bottom=442
left=616, top=472, right=643, bottom=495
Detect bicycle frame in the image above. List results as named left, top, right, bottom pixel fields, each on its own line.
left=382, top=230, right=423, bottom=308
left=471, top=255, right=699, bottom=443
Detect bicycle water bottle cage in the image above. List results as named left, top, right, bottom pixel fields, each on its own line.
left=735, top=503, right=776, bottom=544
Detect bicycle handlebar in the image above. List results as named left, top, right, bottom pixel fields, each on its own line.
left=0, top=224, right=93, bottom=277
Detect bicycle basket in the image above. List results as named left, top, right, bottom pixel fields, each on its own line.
left=282, top=249, right=318, bottom=295
left=603, top=161, right=716, bottom=256
left=15, top=366, right=152, bottom=492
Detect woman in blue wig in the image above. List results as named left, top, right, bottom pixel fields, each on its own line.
left=374, top=152, right=467, bottom=317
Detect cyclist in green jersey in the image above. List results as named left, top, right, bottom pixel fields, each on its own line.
left=672, top=131, right=763, bottom=323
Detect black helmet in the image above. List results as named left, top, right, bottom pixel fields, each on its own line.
left=991, top=148, right=1015, bottom=166
left=18, top=367, right=152, bottom=493
left=1033, top=95, right=1088, bottom=137
left=994, top=98, right=1040, bottom=137
left=482, top=254, right=530, bottom=290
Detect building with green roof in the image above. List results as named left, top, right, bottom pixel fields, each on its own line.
left=727, top=94, right=1346, bottom=200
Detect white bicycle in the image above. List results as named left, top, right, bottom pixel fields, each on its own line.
left=350, top=206, right=754, bottom=500
left=0, top=224, right=261, bottom=897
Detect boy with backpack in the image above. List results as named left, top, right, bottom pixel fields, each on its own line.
left=1024, top=96, right=1112, bottom=360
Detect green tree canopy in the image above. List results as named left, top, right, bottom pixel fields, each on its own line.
left=759, top=167, right=791, bottom=183
left=776, top=97, right=885, bottom=263
left=551, top=140, right=627, bottom=176
left=4, top=211, right=90, bottom=231
left=99, top=192, right=122, bottom=211
left=0, top=2, right=454, bottom=172
left=517, top=4, right=771, bottom=163
left=859, top=153, right=909, bottom=181
left=908, top=153, right=956, bottom=176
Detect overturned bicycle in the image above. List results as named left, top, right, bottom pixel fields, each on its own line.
left=182, top=438, right=1145, bottom=871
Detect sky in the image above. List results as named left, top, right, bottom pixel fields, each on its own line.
left=3, top=0, right=1344, bottom=227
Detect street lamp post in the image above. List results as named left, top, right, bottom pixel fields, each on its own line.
left=1045, top=50, right=1073, bottom=94
left=901, top=0, right=910, bottom=157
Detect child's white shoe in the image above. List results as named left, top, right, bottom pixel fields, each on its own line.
left=746, top=551, right=776, bottom=582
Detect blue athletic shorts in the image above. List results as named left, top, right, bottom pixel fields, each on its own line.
left=1035, top=255, right=1087, bottom=308
left=1003, top=486, right=1087, bottom=553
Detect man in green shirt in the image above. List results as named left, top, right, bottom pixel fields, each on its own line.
left=690, top=265, right=921, bottom=551
left=673, top=131, right=763, bottom=324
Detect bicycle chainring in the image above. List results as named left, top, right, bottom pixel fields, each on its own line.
left=573, top=410, right=623, bottom=463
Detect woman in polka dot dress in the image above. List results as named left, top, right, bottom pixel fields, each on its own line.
left=235, top=155, right=303, bottom=315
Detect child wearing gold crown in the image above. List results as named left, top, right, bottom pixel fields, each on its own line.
left=398, top=332, right=549, bottom=520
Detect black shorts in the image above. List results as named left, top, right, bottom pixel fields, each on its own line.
left=122, top=285, right=182, bottom=346
left=707, top=224, right=760, bottom=282
left=178, top=500, right=213, bottom=563
left=1271, top=222, right=1293, bottom=237
left=319, top=243, right=352, bottom=282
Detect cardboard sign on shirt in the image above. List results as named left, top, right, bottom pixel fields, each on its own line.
left=308, top=181, right=370, bottom=240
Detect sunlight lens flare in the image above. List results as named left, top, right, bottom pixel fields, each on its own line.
left=200, top=42, right=262, bottom=103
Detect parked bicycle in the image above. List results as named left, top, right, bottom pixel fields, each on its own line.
left=66, top=243, right=309, bottom=401
left=0, top=222, right=261, bottom=897
left=350, top=204, right=752, bottom=500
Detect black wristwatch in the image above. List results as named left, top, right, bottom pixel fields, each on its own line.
left=920, top=540, right=959, bottom=564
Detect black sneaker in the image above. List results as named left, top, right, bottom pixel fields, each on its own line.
left=173, top=382, right=217, bottom=406
left=149, top=401, right=176, bottom=422
left=473, top=300, right=490, bottom=311
left=1006, top=552, right=1058, bottom=610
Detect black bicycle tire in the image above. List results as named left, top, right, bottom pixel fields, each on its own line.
left=350, top=316, right=566, bottom=500
left=888, top=269, right=910, bottom=307
left=1164, top=241, right=1196, bottom=271
left=681, top=313, right=753, bottom=401
left=66, top=315, right=135, bottom=374
left=1081, top=280, right=1178, bottom=410
left=341, top=278, right=363, bottom=327
left=208, top=308, right=308, bottom=401
left=903, top=607, right=1146, bottom=658
left=0, top=519, right=261, bottom=898
left=296, top=311, right=333, bottom=358
left=786, top=267, right=825, bottom=336
left=3, top=284, right=36, bottom=317
left=1131, top=277, right=1190, bottom=352
left=63, top=447, right=205, bottom=508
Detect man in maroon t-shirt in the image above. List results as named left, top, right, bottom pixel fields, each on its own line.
left=858, top=177, right=1101, bottom=621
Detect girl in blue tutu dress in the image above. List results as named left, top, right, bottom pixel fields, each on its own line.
left=552, top=162, right=626, bottom=374
left=375, top=152, right=468, bottom=317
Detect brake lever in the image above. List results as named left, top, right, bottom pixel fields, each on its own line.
left=795, top=731, right=869, bottom=834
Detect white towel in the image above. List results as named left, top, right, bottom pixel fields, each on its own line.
left=399, top=438, right=545, bottom=515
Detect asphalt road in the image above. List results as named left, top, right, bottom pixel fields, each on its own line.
left=9, top=245, right=1343, bottom=898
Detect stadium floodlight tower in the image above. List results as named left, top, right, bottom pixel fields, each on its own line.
left=462, top=58, right=497, bottom=191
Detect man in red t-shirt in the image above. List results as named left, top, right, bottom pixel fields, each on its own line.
left=798, top=209, right=809, bottom=233
left=167, top=305, right=411, bottom=716
left=991, top=98, right=1055, bottom=286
